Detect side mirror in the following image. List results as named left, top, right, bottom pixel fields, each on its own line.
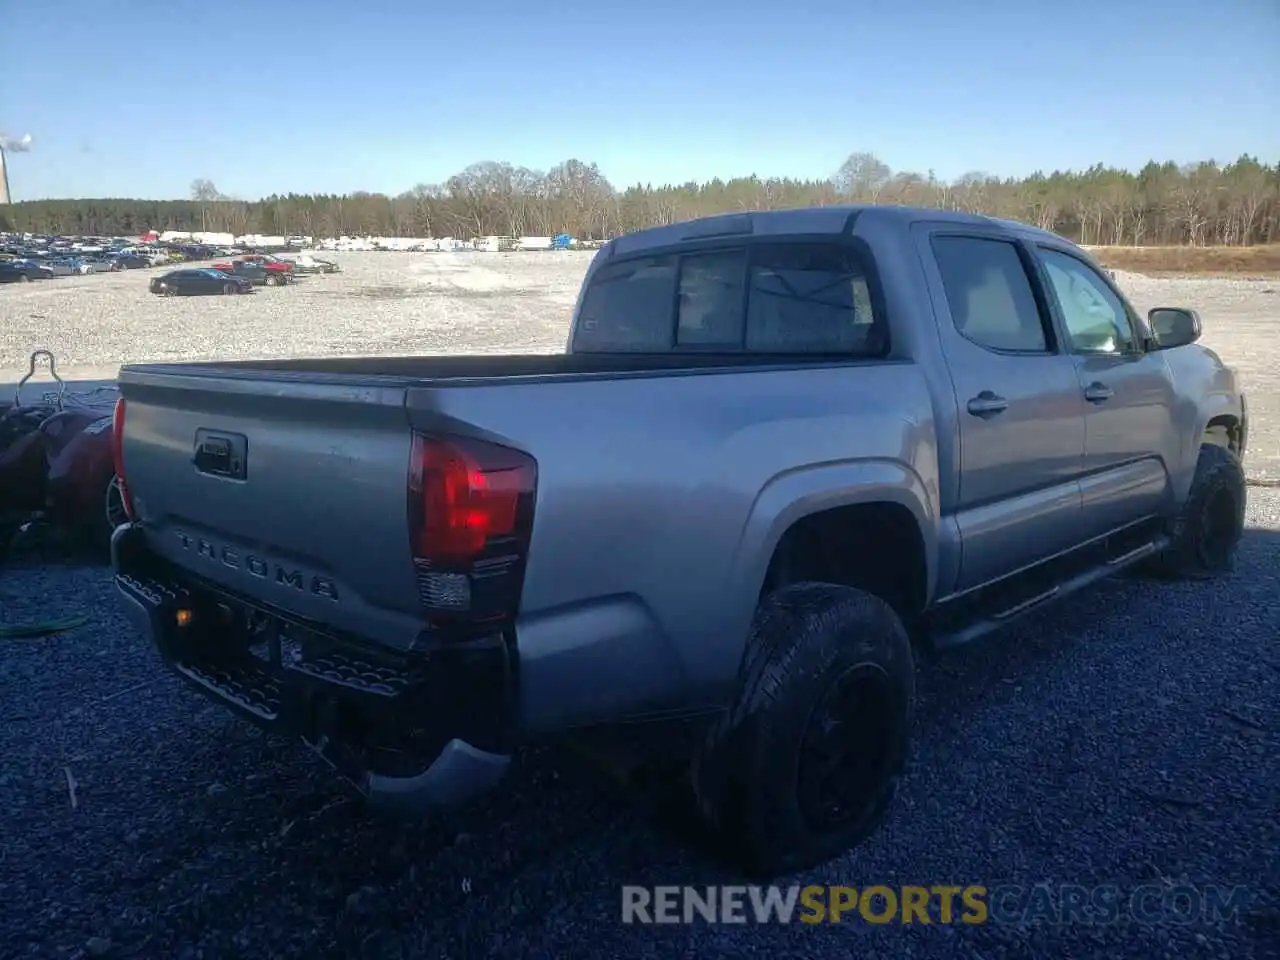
left=1147, top=307, right=1201, bottom=350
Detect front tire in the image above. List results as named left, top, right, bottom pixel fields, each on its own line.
left=1143, top=443, right=1246, bottom=580
left=223, top=283, right=237, bottom=295
left=691, top=582, right=915, bottom=878
left=265, top=274, right=281, bottom=286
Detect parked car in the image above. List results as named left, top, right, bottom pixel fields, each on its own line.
left=214, top=253, right=293, bottom=276
left=109, top=206, right=1247, bottom=877
left=149, top=268, right=253, bottom=296
left=79, top=256, right=118, bottom=274
left=42, top=258, right=84, bottom=277
left=61, top=257, right=100, bottom=275
left=112, top=254, right=151, bottom=270
left=216, top=260, right=290, bottom=286
left=0, top=259, right=53, bottom=282
left=283, top=254, right=339, bottom=274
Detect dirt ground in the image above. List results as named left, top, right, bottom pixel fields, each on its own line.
left=1088, top=244, right=1280, bottom=277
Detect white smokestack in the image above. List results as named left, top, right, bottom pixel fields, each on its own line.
left=0, top=134, right=33, bottom=204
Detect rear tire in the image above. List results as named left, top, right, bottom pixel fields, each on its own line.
left=163, top=284, right=178, bottom=296
left=1142, top=443, right=1246, bottom=580
left=690, top=582, right=915, bottom=878
left=17, top=274, right=30, bottom=283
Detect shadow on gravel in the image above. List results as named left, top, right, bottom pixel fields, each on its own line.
left=2, top=527, right=1276, bottom=958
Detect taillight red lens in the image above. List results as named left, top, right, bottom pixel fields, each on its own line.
left=111, top=397, right=135, bottom=520
left=409, top=433, right=535, bottom=566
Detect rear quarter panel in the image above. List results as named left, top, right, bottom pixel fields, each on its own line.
left=406, top=363, right=939, bottom=731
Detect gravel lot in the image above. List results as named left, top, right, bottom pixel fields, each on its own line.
left=0, top=252, right=591, bottom=384
left=1, top=253, right=1277, bottom=959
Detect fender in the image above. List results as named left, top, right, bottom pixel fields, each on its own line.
left=725, top=458, right=938, bottom=639
left=1163, top=344, right=1244, bottom=502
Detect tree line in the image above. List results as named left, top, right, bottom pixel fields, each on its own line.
left=2, top=153, right=1277, bottom=247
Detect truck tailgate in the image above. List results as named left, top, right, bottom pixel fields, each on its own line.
left=118, top=368, right=424, bottom=648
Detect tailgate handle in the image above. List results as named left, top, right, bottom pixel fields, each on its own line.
left=193, top=429, right=248, bottom=480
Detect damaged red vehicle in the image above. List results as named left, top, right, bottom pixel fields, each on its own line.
left=211, top=253, right=293, bottom=275
left=0, top=353, right=122, bottom=559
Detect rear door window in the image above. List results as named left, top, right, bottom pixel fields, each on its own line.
left=573, top=255, right=678, bottom=351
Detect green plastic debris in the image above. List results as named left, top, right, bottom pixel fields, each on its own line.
left=0, top=613, right=91, bottom=639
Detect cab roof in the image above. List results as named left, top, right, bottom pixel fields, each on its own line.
left=604, top=205, right=1067, bottom=260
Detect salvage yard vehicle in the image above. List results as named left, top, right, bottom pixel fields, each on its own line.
left=214, top=253, right=293, bottom=277
left=42, top=258, right=90, bottom=277
left=150, top=269, right=254, bottom=296
left=282, top=253, right=339, bottom=274
left=212, top=261, right=289, bottom=287
left=1, top=352, right=120, bottom=560
left=0, top=259, right=53, bottom=282
left=109, top=206, right=1248, bottom=877
left=212, top=258, right=292, bottom=284
left=78, top=256, right=117, bottom=274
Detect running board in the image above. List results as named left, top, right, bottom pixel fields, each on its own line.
left=929, top=535, right=1169, bottom=650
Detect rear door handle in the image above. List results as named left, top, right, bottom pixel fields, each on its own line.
left=1084, top=382, right=1114, bottom=403
left=967, top=391, right=1009, bottom=418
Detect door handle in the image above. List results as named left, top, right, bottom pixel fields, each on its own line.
left=1084, top=382, right=1114, bottom=403
left=967, top=391, right=1009, bottom=417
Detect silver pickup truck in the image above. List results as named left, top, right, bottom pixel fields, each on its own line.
left=110, top=205, right=1248, bottom=876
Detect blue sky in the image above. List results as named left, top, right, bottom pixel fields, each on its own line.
left=2, top=0, right=1276, bottom=201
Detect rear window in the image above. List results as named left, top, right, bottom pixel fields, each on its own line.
left=572, top=241, right=884, bottom=355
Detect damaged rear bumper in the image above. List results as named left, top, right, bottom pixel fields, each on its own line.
left=111, top=523, right=512, bottom=812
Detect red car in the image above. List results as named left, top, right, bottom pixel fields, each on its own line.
left=212, top=253, right=293, bottom=275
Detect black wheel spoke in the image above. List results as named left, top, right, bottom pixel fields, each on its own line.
left=796, top=663, right=897, bottom=834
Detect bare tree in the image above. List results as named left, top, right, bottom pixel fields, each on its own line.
left=190, top=179, right=222, bottom=232
left=832, top=152, right=892, bottom=201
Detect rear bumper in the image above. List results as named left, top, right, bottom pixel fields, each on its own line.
left=111, top=523, right=512, bottom=812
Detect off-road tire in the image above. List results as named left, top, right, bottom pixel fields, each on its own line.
left=690, top=582, right=914, bottom=878
left=1142, top=443, right=1246, bottom=580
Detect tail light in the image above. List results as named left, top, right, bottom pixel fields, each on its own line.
left=111, top=398, right=136, bottom=520
left=407, top=433, right=536, bottom=630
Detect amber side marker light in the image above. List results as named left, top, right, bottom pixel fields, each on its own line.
left=175, top=608, right=193, bottom=628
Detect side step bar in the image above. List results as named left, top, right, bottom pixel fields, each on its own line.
left=929, top=535, right=1169, bottom=651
